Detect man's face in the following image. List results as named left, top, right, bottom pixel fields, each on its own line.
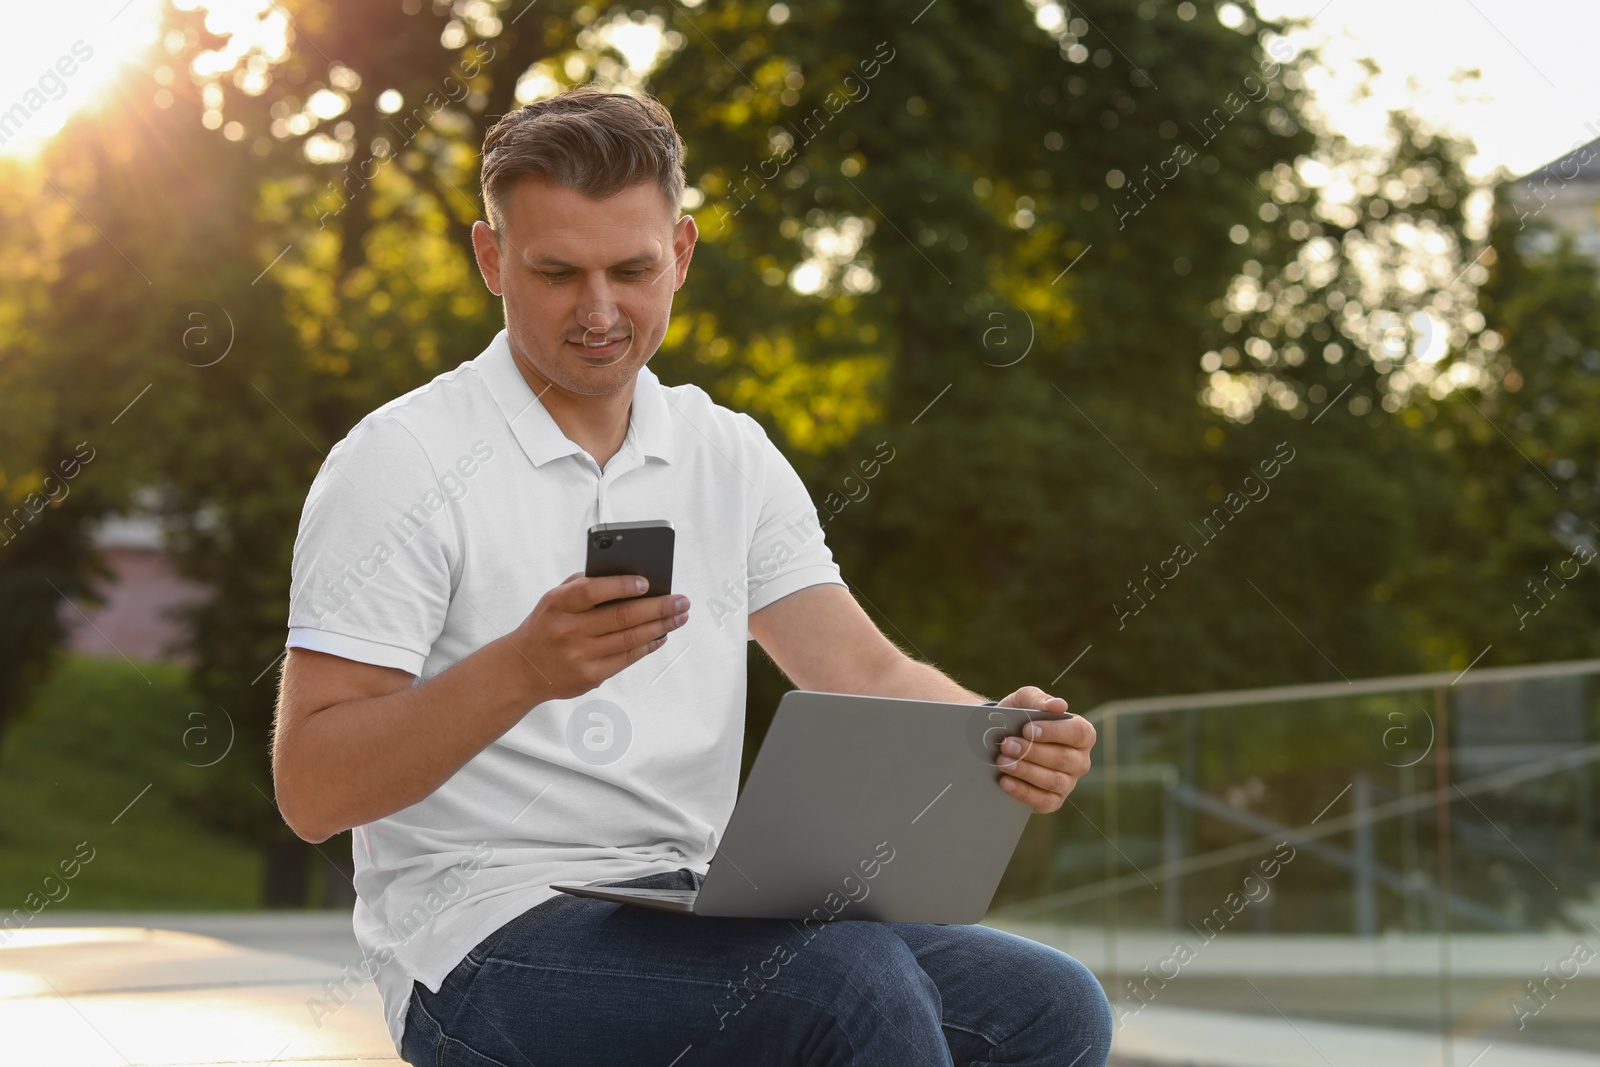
left=472, top=175, right=697, bottom=398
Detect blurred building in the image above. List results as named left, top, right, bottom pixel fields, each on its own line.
left=1511, top=132, right=1600, bottom=259
left=59, top=512, right=206, bottom=665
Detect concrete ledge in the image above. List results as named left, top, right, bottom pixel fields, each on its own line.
left=25, top=911, right=362, bottom=966
left=1114, top=1004, right=1600, bottom=1067
left=991, top=922, right=1600, bottom=977
left=12, top=918, right=1600, bottom=1066
left=0, top=927, right=398, bottom=1066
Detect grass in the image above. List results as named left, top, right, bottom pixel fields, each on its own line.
left=0, top=655, right=261, bottom=911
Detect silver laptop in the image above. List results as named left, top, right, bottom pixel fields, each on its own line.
left=550, top=690, right=1071, bottom=924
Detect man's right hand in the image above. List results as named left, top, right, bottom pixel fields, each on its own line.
left=508, top=572, right=689, bottom=701
left=274, top=573, right=689, bottom=842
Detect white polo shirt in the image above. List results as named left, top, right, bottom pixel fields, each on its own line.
left=284, top=329, right=845, bottom=1051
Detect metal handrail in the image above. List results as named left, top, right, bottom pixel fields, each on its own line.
left=1082, top=656, right=1600, bottom=722
left=1000, top=740, right=1600, bottom=919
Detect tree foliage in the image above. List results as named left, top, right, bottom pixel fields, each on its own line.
left=3, top=0, right=1597, bottom=904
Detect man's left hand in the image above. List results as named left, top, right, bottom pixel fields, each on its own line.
left=992, top=686, right=1095, bottom=813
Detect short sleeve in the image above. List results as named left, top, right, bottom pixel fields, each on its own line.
left=742, top=418, right=846, bottom=637
left=285, top=416, right=455, bottom=675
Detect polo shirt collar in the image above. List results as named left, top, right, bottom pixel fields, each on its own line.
left=477, top=329, right=676, bottom=468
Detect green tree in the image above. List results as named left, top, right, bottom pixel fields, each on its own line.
left=10, top=0, right=1565, bottom=905
left=1199, top=115, right=1489, bottom=682
left=1406, top=190, right=1600, bottom=664
left=0, top=153, right=122, bottom=753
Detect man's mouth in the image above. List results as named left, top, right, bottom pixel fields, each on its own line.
left=569, top=334, right=631, bottom=359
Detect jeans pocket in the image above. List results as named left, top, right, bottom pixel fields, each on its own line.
left=408, top=974, right=519, bottom=1067
left=438, top=1033, right=515, bottom=1067
left=400, top=989, right=443, bottom=1066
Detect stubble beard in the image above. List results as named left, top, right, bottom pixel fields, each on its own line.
left=511, top=328, right=646, bottom=399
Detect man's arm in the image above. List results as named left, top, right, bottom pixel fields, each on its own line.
left=746, top=582, right=982, bottom=703
left=748, top=583, right=1094, bottom=813
left=272, top=574, right=688, bottom=842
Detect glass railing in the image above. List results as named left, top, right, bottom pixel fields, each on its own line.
left=986, top=659, right=1600, bottom=1064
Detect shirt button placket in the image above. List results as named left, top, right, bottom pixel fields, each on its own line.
left=595, top=438, right=637, bottom=526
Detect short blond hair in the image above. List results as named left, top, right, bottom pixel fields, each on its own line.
left=480, top=87, right=686, bottom=230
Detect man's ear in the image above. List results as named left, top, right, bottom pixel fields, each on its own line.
left=672, top=213, right=699, bottom=291
left=471, top=220, right=504, bottom=297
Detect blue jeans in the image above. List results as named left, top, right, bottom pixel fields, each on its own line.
left=401, top=868, right=1112, bottom=1067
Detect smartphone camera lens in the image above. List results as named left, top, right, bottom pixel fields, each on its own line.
left=596, top=535, right=614, bottom=550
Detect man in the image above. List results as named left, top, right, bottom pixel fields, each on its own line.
left=274, top=87, right=1111, bottom=1066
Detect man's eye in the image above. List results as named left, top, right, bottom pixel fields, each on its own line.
left=617, top=269, right=647, bottom=279
left=539, top=271, right=572, bottom=282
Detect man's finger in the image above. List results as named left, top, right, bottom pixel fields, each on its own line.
left=593, top=607, right=689, bottom=657
left=1000, top=686, right=1070, bottom=712
left=548, top=574, right=630, bottom=612
left=996, top=739, right=1089, bottom=774
left=555, top=574, right=651, bottom=612
left=998, top=753, right=1091, bottom=789
left=588, top=591, right=690, bottom=637
left=1018, top=714, right=1095, bottom=749
left=998, top=773, right=1065, bottom=814
left=596, top=632, right=671, bottom=674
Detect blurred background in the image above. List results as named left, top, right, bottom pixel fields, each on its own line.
left=1, top=0, right=1598, bottom=1064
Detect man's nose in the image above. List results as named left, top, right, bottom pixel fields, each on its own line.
left=575, top=278, right=620, bottom=335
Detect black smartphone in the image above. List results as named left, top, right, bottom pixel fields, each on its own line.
left=585, top=520, right=675, bottom=605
